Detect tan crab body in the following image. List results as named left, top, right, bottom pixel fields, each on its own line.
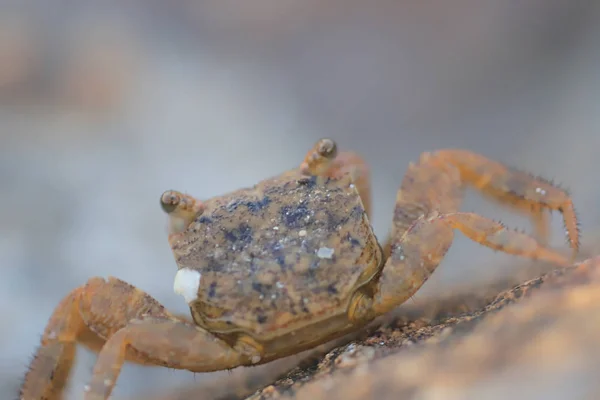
left=170, top=170, right=382, bottom=360
left=21, top=139, right=580, bottom=400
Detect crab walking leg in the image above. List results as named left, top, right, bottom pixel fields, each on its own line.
left=85, top=319, right=244, bottom=400
left=21, top=282, right=105, bottom=400
left=440, top=212, right=570, bottom=264
left=370, top=212, right=570, bottom=315
left=20, top=277, right=243, bottom=400
left=20, top=278, right=166, bottom=400
left=21, top=343, right=73, bottom=400
left=21, top=289, right=83, bottom=400
left=528, top=206, right=551, bottom=245
left=365, top=150, right=578, bottom=316
left=430, top=150, right=580, bottom=257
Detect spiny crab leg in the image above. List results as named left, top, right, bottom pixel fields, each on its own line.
left=432, top=149, right=580, bottom=258
left=345, top=148, right=580, bottom=319
left=20, top=277, right=245, bottom=400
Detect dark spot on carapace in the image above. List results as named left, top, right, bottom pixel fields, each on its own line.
left=281, top=204, right=311, bottom=229
left=248, top=254, right=259, bottom=273
left=268, top=241, right=287, bottom=269
left=245, top=196, right=271, bottom=213
left=208, top=281, right=217, bottom=298
left=297, top=175, right=317, bottom=188
left=346, top=233, right=361, bottom=248
left=252, top=282, right=265, bottom=293
left=223, top=223, right=253, bottom=245
left=197, top=215, right=213, bottom=224
left=271, top=241, right=283, bottom=252
left=226, top=200, right=241, bottom=212
left=276, top=255, right=286, bottom=267
left=257, top=314, right=267, bottom=324
left=206, top=259, right=224, bottom=272
left=327, top=284, right=338, bottom=294
left=326, top=209, right=350, bottom=231
left=350, top=205, right=364, bottom=220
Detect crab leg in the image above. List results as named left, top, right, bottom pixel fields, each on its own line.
left=371, top=211, right=572, bottom=315
left=21, top=280, right=104, bottom=400
left=427, top=149, right=579, bottom=255
left=362, top=150, right=578, bottom=316
left=21, top=277, right=244, bottom=400
left=85, top=317, right=247, bottom=400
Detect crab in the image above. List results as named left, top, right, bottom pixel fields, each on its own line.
left=20, top=139, right=580, bottom=400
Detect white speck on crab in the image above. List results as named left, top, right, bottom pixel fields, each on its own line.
left=349, top=183, right=355, bottom=189
left=271, top=294, right=277, bottom=299
left=535, top=187, right=547, bottom=195
left=104, top=379, right=113, bottom=387
left=273, top=226, right=279, bottom=231
left=259, top=294, right=265, bottom=300
left=46, top=331, right=57, bottom=340
left=276, top=281, right=285, bottom=289
left=299, top=230, right=307, bottom=237
left=251, top=355, right=261, bottom=364
left=173, top=268, right=201, bottom=304
left=317, top=247, right=335, bottom=259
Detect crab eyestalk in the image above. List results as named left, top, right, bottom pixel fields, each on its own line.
left=301, top=138, right=338, bottom=175
left=161, top=190, right=204, bottom=234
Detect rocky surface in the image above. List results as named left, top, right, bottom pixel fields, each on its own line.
left=141, top=250, right=600, bottom=400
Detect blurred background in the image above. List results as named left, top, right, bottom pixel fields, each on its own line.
left=1, top=1, right=599, bottom=398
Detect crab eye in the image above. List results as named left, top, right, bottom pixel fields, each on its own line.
left=160, top=190, right=180, bottom=214
left=316, top=138, right=338, bottom=160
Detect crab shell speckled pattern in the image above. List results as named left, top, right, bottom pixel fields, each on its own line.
left=170, top=169, right=383, bottom=339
